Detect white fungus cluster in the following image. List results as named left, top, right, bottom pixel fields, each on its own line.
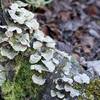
left=0, top=1, right=91, bottom=99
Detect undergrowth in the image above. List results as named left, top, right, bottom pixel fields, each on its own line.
left=2, top=56, right=44, bottom=100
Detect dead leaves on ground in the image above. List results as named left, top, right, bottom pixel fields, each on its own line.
left=35, top=0, right=100, bottom=61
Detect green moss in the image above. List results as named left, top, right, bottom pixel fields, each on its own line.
left=2, top=81, right=23, bottom=100
left=85, top=79, right=100, bottom=100
left=2, top=55, right=44, bottom=100
left=73, top=79, right=100, bottom=100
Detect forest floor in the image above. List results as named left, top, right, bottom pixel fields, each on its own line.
left=0, top=0, right=100, bottom=100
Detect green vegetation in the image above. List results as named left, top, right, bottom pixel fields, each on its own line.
left=74, top=79, right=100, bottom=100
left=2, top=56, right=44, bottom=100
left=85, top=79, right=100, bottom=100
left=24, top=0, right=52, bottom=8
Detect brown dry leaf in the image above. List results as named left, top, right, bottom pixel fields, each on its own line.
left=83, top=46, right=91, bottom=54
left=81, top=35, right=94, bottom=49
left=74, top=29, right=86, bottom=39
left=42, top=23, right=62, bottom=40
left=86, top=5, right=97, bottom=16
left=42, top=25, right=49, bottom=35
left=57, top=10, right=72, bottom=22
left=35, top=7, right=47, bottom=14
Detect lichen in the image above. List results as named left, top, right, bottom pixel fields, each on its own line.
left=0, top=1, right=100, bottom=100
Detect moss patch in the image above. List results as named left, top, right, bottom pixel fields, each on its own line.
left=73, top=78, right=100, bottom=100
left=2, top=56, right=44, bottom=100
left=85, top=79, right=100, bottom=100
